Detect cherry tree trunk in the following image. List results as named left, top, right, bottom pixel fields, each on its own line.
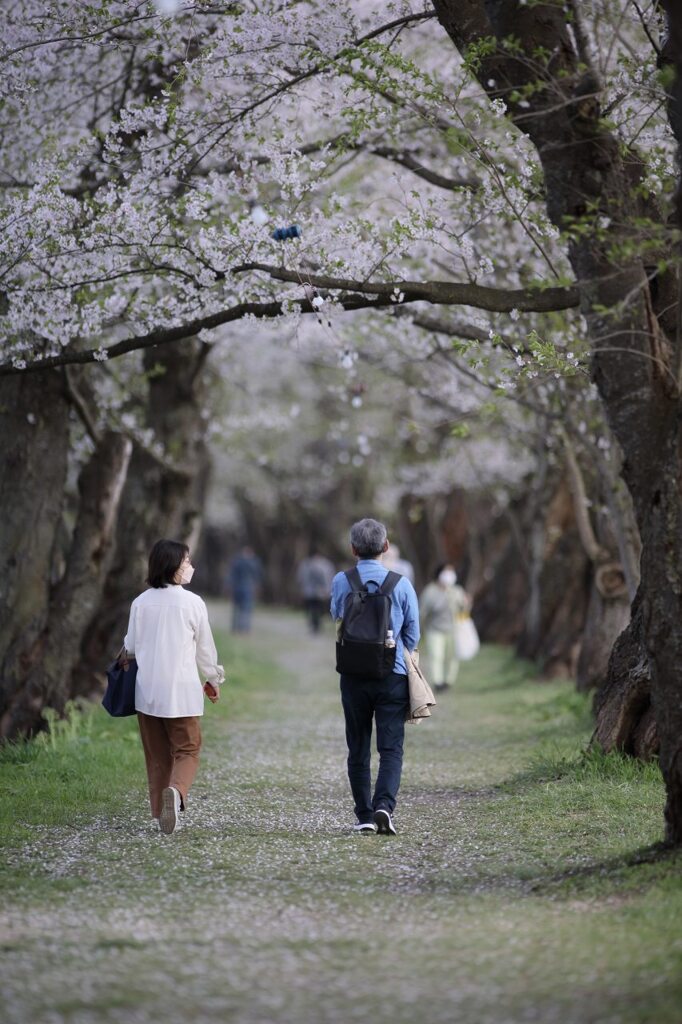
left=462, top=495, right=529, bottom=645
left=0, top=372, right=71, bottom=737
left=73, top=340, right=211, bottom=693
left=432, top=0, right=682, bottom=841
left=576, top=580, right=630, bottom=694
left=1, top=431, right=132, bottom=737
left=592, top=597, right=657, bottom=759
left=516, top=477, right=591, bottom=678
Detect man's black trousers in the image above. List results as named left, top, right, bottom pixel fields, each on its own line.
left=339, top=671, right=409, bottom=823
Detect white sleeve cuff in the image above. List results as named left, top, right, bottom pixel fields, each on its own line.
left=209, top=665, right=225, bottom=686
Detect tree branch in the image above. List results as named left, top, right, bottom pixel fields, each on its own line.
left=560, top=426, right=608, bottom=564
left=2, top=268, right=578, bottom=376
left=368, top=146, right=479, bottom=191
left=393, top=309, right=529, bottom=353
left=183, top=11, right=438, bottom=173
left=0, top=293, right=403, bottom=375
left=233, top=262, right=579, bottom=312
left=64, top=367, right=102, bottom=444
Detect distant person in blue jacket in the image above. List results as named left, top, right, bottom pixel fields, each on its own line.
left=227, top=546, right=263, bottom=633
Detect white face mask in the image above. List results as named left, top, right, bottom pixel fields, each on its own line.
left=178, top=563, right=194, bottom=585
left=438, top=569, right=456, bottom=587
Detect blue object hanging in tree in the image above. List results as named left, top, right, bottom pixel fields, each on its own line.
left=271, top=225, right=302, bottom=241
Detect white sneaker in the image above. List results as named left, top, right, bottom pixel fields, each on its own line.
left=353, top=821, right=378, bottom=834
left=374, top=809, right=397, bottom=836
left=159, top=787, right=181, bottom=835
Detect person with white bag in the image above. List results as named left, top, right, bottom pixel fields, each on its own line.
left=420, top=564, right=477, bottom=692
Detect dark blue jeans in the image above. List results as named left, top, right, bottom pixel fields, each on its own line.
left=340, top=671, right=409, bottom=822
left=231, top=592, right=254, bottom=633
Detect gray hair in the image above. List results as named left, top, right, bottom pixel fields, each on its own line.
left=350, top=518, right=388, bottom=558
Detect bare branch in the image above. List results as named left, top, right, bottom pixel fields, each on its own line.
left=560, top=426, right=608, bottom=564
left=183, top=11, right=438, bottom=172
left=64, top=367, right=102, bottom=444
left=395, top=309, right=530, bottom=353
left=631, top=0, right=663, bottom=57
left=368, top=146, right=479, bottom=191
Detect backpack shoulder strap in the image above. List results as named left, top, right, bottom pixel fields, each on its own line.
left=379, top=570, right=401, bottom=597
left=345, top=567, right=365, bottom=592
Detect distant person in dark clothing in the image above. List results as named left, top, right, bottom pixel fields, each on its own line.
left=227, top=546, right=263, bottom=633
left=297, top=550, right=335, bottom=633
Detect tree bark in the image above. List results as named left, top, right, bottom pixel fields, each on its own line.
left=592, top=595, right=657, bottom=759
left=73, top=339, right=211, bottom=693
left=468, top=504, right=529, bottom=644
left=515, top=476, right=591, bottom=677
left=562, top=432, right=631, bottom=691
left=654, top=0, right=682, bottom=842
left=432, top=0, right=682, bottom=841
left=1, top=432, right=132, bottom=737
left=0, top=372, right=71, bottom=737
left=576, top=565, right=630, bottom=693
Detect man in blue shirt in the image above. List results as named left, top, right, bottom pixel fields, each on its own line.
left=331, top=518, right=420, bottom=836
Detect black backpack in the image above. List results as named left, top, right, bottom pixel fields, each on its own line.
left=335, top=568, right=401, bottom=679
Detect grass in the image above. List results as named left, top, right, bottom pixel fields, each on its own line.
left=0, top=626, right=274, bottom=850
left=1, top=607, right=681, bottom=1024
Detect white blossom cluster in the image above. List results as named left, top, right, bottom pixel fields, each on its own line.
left=0, top=0, right=580, bottom=361
left=0, top=0, right=672, bottom=503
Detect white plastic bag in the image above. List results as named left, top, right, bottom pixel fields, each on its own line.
left=454, top=613, right=480, bottom=661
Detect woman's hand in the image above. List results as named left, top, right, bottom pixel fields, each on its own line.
left=204, top=681, right=220, bottom=703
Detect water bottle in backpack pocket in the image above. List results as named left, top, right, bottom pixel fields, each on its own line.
left=335, top=568, right=401, bottom=679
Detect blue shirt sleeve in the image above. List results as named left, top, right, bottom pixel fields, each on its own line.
left=330, top=571, right=348, bottom=619
left=399, top=579, right=420, bottom=651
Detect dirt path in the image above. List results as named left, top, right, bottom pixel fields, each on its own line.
left=1, top=607, right=680, bottom=1024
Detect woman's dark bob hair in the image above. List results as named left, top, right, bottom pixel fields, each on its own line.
left=147, top=539, right=189, bottom=589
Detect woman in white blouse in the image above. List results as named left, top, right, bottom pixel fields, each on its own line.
left=124, top=539, right=225, bottom=835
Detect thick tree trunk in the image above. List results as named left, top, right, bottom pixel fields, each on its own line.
left=640, top=436, right=682, bottom=839
left=592, top=596, right=657, bottom=760
left=519, top=446, right=550, bottom=658
left=469, top=507, right=529, bottom=643
left=0, top=372, right=71, bottom=737
left=516, top=477, right=590, bottom=677
left=576, top=567, right=630, bottom=693
left=73, top=339, right=211, bottom=693
left=562, top=432, right=632, bottom=691
left=432, top=0, right=682, bottom=840
left=1, top=432, right=131, bottom=737
left=655, top=0, right=682, bottom=841
left=397, top=493, right=449, bottom=593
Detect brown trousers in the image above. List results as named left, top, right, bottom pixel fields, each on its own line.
left=137, top=712, right=202, bottom=818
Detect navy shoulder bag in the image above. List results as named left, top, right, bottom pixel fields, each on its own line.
left=102, top=656, right=137, bottom=717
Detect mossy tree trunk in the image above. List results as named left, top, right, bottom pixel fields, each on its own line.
left=432, top=0, right=682, bottom=841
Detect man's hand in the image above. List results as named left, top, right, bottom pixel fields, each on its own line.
left=204, top=681, right=220, bottom=703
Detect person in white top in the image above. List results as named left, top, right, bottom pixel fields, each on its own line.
left=123, top=539, right=225, bottom=835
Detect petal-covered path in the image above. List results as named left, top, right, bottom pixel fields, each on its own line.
left=1, top=606, right=680, bottom=1024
